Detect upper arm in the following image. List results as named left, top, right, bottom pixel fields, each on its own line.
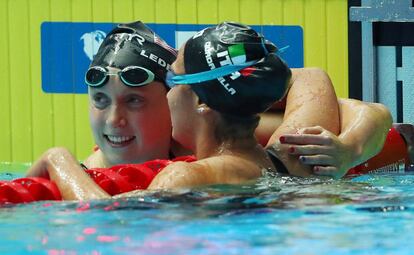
left=338, top=98, right=392, bottom=133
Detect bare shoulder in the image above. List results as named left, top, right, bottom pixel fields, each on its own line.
left=155, top=161, right=206, bottom=179
left=148, top=156, right=262, bottom=190
left=198, top=155, right=263, bottom=180
left=148, top=161, right=205, bottom=189
left=162, top=161, right=197, bottom=173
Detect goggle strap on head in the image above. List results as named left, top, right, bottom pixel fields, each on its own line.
left=260, top=37, right=269, bottom=56
left=276, top=45, right=290, bottom=56
left=171, top=60, right=258, bottom=85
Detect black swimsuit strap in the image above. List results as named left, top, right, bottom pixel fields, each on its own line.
left=266, top=148, right=289, bottom=174
left=80, top=163, right=89, bottom=170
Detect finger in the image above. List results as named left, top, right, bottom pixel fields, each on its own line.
left=297, top=126, right=325, bottom=135
left=288, top=145, right=330, bottom=155
left=298, top=155, right=335, bottom=166
left=313, top=166, right=346, bottom=179
left=280, top=134, right=332, bottom=145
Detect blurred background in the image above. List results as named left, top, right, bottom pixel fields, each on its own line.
left=0, top=0, right=349, bottom=164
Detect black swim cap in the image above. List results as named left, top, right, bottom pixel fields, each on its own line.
left=91, top=21, right=177, bottom=82
left=183, top=22, right=291, bottom=116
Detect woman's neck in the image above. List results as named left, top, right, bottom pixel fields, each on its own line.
left=194, top=134, right=260, bottom=159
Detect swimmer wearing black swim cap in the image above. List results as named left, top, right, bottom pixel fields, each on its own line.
left=85, top=21, right=176, bottom=167
left=167, top=21, right=291, bottom=116
left=85, top=21, right=177, bottom=88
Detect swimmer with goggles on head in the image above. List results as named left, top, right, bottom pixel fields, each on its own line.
left=81, top=21, right=178, bottom=168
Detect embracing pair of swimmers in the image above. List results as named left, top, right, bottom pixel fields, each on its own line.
left=26, top=21, right=395, bottom=200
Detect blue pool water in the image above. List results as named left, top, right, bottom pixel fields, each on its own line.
left=1, top=172, right=414, bottom=254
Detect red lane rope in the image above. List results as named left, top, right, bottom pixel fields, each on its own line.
left=0, top=155, right=196, bottom=204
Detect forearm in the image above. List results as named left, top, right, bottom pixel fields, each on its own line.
left=266, top=68, right=340, bottom=176
left=28, top=147, right=110, bottom=200
left=338, top=99, right=392, bottom=167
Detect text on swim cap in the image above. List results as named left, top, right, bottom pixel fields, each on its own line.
left=140, top=50, right=171, bottom=70
left=204, top=41, right=236, bottom=95
left=216, top=51, right=241, bottom=81
left=118, top=33, right=145, bottom=46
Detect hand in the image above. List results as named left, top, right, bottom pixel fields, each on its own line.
left=279, top=126, right=354, bottom=178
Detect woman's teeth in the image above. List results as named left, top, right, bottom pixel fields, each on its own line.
left=106, top=135, right=134, bottom=143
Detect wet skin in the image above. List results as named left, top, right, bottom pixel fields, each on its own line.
left=88, top=67, right=172, bottom=166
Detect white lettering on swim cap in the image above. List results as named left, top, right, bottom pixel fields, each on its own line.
left=118, top=33, right=146, bottom=46
left=139, top=50, right=169, bottom=70
left=158, top=58, right=166, bottom=67
left=217, top=50, right=241, bottom=81
left=149, top=53, right=158, bottom=62
left=217, top=51, right=232, bottom=67
left=217, top=77, right=236, bottom=95
left=204, top=41, right=216, bottom=70
left=229, top=71, right=240, bottom=80
left=203, top=42, right=236, bottom=95
left=140, top=50, right=149, bottom=58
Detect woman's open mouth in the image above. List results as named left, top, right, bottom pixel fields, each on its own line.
left=104, top=135, right=136, bottom=147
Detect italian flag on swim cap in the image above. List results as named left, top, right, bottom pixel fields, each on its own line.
left=228, top=44, right=257, bottom=77
left=228, top=44, right=246, bottom=64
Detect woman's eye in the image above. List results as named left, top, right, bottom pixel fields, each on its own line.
left=127, top=96, right=144, bottom=106
left=92, top=93, right=110, bottom=108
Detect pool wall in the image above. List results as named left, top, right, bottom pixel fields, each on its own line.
left=0, top=0, right=348, bottom=169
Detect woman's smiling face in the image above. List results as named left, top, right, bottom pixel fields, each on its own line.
left=88, top=67, right=172, bottom=165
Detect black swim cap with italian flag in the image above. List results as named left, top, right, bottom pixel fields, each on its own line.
left=183, top=22, right=291, bottom=116
left=91, top=21, right=177, bottom=83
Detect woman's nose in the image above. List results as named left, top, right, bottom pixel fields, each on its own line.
left=106, top=105, right=127, bottom=128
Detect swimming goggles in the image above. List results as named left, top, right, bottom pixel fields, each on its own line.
left=85, top=66, right=160, bottom=87
left=165, top=45, right=290, bottom=88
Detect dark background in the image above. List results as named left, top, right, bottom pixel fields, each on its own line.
left=348, top=0, right=414, bottom=102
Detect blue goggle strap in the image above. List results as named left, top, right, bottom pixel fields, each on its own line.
left=277, top=45, right=290, bottom=55
left=170, top=60, right=258, bottom=85
left=170, top=45, right=290, bottom=85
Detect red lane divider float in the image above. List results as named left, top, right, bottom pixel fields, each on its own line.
left=0, top=155, right=196, bottom=204
left=0, top=177, right=62, bottom=204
